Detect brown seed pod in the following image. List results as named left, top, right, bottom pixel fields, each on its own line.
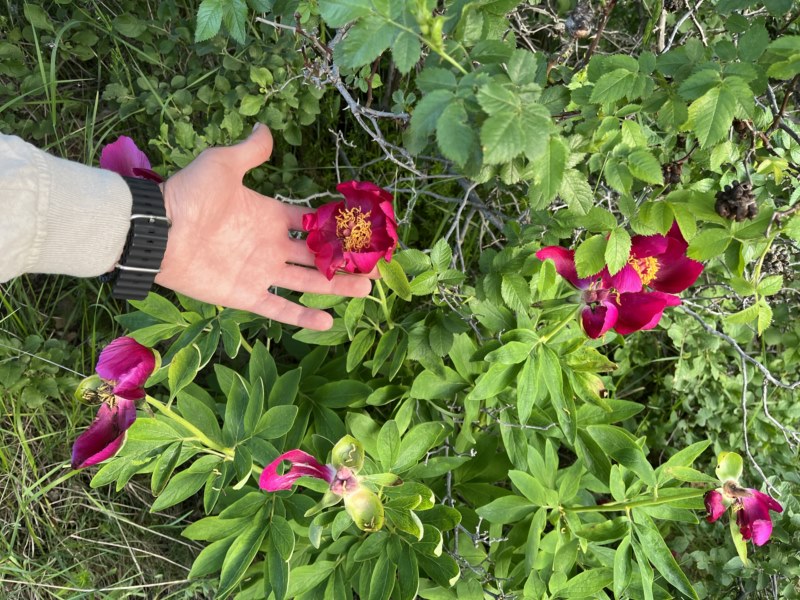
left=565, top=2, right=594, bottom=39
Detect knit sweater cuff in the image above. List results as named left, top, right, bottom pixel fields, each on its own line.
left=31, top=150, right=132, bottom=277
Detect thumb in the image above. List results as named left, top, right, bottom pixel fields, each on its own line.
left=228, top=122, right=274, bottom=175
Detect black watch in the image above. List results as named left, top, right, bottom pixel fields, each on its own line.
left=104, top=177, right=170, bottom=300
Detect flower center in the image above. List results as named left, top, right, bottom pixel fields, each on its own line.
left=335, top=207, right=373, bottom=252
left=629, top=256, right=660, bottom=286
left=82, top=382, right=117, bottom=406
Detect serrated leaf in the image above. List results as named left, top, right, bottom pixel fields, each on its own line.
left=481, top=111, right=525, bottom=164
left=687, top=228, right=732, bottom=260
left=533, top=136, right=568, bottom=204
left=393, top=31, right=422, bottom=74
left=501, top=274, right=531, bottom=312
left=560, top=169, right=594, bottom=215
left=590, top=69, right=636, bottom=104
left=605, top=228, right=632, bottom=275
left=334, top=17, right=397, bottom=69
left=757, top=300, right=772, bottom=335
left=477, top=83, right=520, bottom=115
left=688, top=85, right=736, bottom=149
left=436, top=102, right=476, bottom=167
left=627, top=150, right=664, bottom=185
left=221, top=0, right=247, bottom=44
left=318, top=0, right=372, bottom=27
left=574, top=235, right=608, bottom=278
left=195, top=0, right=223, bottom=42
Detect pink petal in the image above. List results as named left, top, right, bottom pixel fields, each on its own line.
left=71, top=398, right=137, bottom=469
left=337, top=180, right=393, bottom=205
left=99, top=136, right=152, bottom=178
left=667, top=221, right=689, bottom=250
left=608, top=264, right=644, bottom=293
left=749, top=519, right=775, bottom=546
left=612, top=292, right=671, bottom=335
left=748, top=489, right=783, bottom=514
left=581, top=302, right=618, bottom=338
left=259, top=450, right=335, bottom=491
left=347, top=250, right=384, bottom=274
left=131, top=167, right=165, bottom=183
left=96, top=337, right=156, bottom=400
left=535, top=247, right=590, bottom=289
left=704, top=489, right=726, bottom=523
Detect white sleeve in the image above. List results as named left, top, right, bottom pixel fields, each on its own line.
left=0, top=134, right=133, bottom=282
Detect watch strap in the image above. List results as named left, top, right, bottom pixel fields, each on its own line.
left=110, top=177, right=170, bottom=300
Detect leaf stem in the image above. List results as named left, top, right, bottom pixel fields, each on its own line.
left=563, top=488, right=705, bottom=513
left=374, top=280, right=394, bottom=328
left=145, top=395, right=233, bottom=458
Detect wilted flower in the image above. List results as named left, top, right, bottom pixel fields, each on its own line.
left=259, top=436, right=384, bottom=532
left=704, top=452, right=783, bottom=548
left=303, top=181, right=398, bottom=280
left=72, top=337, right=157, bottom=469
left=536, top=222, right=701, bottom=338
left=100, top=136, right=164, bottom=183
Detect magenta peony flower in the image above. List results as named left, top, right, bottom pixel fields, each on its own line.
left=705, top=484, right=783, bottom=546
left=71, top=337, right=157, bottom=469
left=534, top=246, right=681, bottom=338
left=99, top=136, right=164, bottom=183
left=302, top=181, right=398, bottom=280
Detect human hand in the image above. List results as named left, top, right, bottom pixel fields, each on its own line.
left=154, top=123, right=373, bottom=330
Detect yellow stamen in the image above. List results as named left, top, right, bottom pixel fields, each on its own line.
left=82, top=382, right=116, bottom=406
left=628, top=256, right=660, bottom=286
left=335, top=207, right=373, bottom=252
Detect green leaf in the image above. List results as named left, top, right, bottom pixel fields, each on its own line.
left=430, top=239, right=453, bottom=272
left=195, top=0, right=223, bottom=42
left=539, top=346, right=576, bottom=443
left=239, top=94, right=263, bottom=116
left=393, top=31, right=422, bottom=74
left=347, top=329, right=376, bottom=372
left=634, top=513, right=699, bottom=599
left=605, top=228, right=632, bottom=276
left=378, top=258, right=412, bottom=301
left=189, top=536, right=235, bottom=579
left=409, top=368, right=468, bottom=400
left=392, top=422, right=448, bottom=472
left=377, top=420, right=400, bottom=471
left=368, top=554, right=396, bottom=600
left=627, top=150, right=664, bottom=185
left=129, top=292, right=186, bottom=324
left=436, top=102, right=476, bottom=168
left=318, top=0, right=372, bottom=27
left=475, top=495, right=534, bottom=524
left=334, top=16, right=397, bottom=69
left=687, top=228, right=732, bottom=260
left=481, top=111, right=525, bottom=164
left=151, top=456, right=221, bottom=512
left=267, top=534, right=289, bottom=600
left=23, top=4, right=55, bottom=31
left=178, top=392, right=223, bottom=444
left=168, top=344, right=200, bottom=401
left=477, top=83, right=520, bottom=115
left=533, top=136, right=568, bottom=204
left=218, top=510, right=270, bottom=598
left=286, top=561, right=336, bottom=597
left=688, top=84, right=737, bottom=149
left=587, top=425, right=655, bottom=486
left=508, top=470, right=558, bottom=507
left=408, top=89, right=453, bottom=146
left=501, top=273, right=531, bottom=313
left=150, top=441, right=183, bottom=495
left=590, top=69, right=636, bottom=104
left=574, top=234, right=608, bottom=278
left=221, top=0, right=247, bottom=44
left=560, top=169, right=594, bottom=215
left=484, top=341, right=534, bottom=365
left=614, top=535, right=632, bottom=597
left=556, top=568, right=614, bottom=598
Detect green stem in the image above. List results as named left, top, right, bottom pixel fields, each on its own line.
left=374, top=280, right=394, bottom=328
left=536, top=306, right=580, bottom=345
left=145, top=395, right=233, bottom=458
left=563, top=488, right=705, bottom=513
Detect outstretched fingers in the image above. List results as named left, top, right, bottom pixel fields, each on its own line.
left=274, top=265, right=373, bottom=298
left=246, top=291, right=334, bottom=331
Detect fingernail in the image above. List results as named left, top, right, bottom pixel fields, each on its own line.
left=252, top=122, right=261, bottom=133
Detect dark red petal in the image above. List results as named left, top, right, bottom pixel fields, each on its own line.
left=348, top=250, right=385, bottom=274
left=259, top=449, right=334, bottom=491
left=99, top=136, right=152, bottom=178
left=535, top=247, right=590, bottom=289
left=612, top=292, right=671, bottom=335
left=630, top=234, right=668, bottom=258
left=131, top=167, right=165, bottom=183
left=650, top=237, right=704, bottom=293
left=71, top=398, right=137, bottom=469
left=581, top=302, right=618, bottom=338
left=608, top=264, right=644, bottom=293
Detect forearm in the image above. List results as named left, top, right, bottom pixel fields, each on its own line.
left=0, top=134, right=132, bottom=282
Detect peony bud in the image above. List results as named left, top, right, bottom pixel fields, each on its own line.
left=344, top=488, right=385, bottom=533
left=331, top=435, right=365, bottom=472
